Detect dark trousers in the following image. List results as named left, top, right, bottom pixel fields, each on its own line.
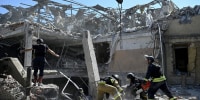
left=33, top=57, right=45, bottom=77
left=148, top=81, right=173, bottom=99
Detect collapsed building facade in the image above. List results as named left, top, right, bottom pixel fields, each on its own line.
left=0, top=0, right=200, bottom=99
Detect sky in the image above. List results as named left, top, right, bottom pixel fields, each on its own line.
left=0, top=0, right=200, bottom=14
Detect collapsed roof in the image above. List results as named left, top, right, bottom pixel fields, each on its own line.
left=0, top=0, right=200, bottom=46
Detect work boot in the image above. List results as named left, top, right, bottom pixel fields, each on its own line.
left=38, top=82, right=43, bottom=86
left=33, top=83, right=37, bottom=86
left=33, top=76, right=38, bottom=86
left=38, top=76, right=43, bottom=86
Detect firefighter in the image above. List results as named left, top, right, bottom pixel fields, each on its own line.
left=127, top=73, right=135, bottom=85
left=144, top=55, right=177, bottom=100
left=126, top=73, right=148, bottom=100
left=97, top=74, right=124, bottom=100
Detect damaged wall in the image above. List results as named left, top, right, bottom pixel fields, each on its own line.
left=108, top=31, right=154, bottom=74
left=109, top=48, right=152, bottom=73
left=164, top=15, right=200, bottom=85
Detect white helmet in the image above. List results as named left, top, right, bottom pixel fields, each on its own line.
left=144, top=55, right=154, bottom=62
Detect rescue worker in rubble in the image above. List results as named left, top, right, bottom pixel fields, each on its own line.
left=97, top=74, right=124, bottom=100
left=144, top=55, right=176, bottom=100
left=126, top=73, right=148, bottom=100
left=23, top=38, right=59, bottom=86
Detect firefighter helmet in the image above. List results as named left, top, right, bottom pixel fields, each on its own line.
left=37, top=38, right=44, bottom=44
left=127, top=72, right=135, bottom=79
left=144, top=54, right=154, bottom=62
left=112, top=74, right=119, bottom=81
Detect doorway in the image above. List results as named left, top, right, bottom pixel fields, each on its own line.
left=174, top=47, right=188, bottom=73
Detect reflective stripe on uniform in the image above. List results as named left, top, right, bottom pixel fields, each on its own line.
left=144, top=78, right=148, bottom=81
left=170, top=97, right=177, bottom=100
left=152, top=75, right=166, bottom=82
left=113, top=92, right=121, bottom=100
left=119, top=88, right=123, bottom=93
left=111, top=78, right=115, bottom=83
left=98, top=81, right=106, bottom=85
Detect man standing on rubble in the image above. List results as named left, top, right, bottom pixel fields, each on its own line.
left=23, top=38, right=59, bottom=86
left=144, top=55, right=176, bottom=100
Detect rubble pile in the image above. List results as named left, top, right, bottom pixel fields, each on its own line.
left=0, top=75, right=26, bottom=100
left=171, top=85, right=200, bottom=100
left=178, top=5, right=200, bottom=24
left=30, top=84, right=59, bottom=100
left=154, top=85, right=200, bottom=100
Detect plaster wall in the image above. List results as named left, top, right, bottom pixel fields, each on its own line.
left=167, top=15, right=200, bottom=36
left=116, top=32, right=153, bottom=50
left=109, top=48, right=152, bottom=73
left=109, top=32, right=154, bottom=74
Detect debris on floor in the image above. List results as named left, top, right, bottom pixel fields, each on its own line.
left=30, top=84, right=59, bottom=100
left=0, top=75, right=26, bottom=100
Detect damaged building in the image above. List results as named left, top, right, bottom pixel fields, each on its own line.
left=0, top=0, right=200, bottom=99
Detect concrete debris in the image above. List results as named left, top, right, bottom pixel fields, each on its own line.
left=30, top=84, right=59, bottom=100
left=92, top=4, right=109, bottom=12
left=179, top=6, right=195, bottom=24
left=0, top=0, right=170, bottom=37
left=61, top=55, right=86, bottom=68
left=0, top=0, right=199, bottom=42
left=0, top=75, right=26, bottom=100
left=154, top=85, right=200, bottom=100
left=0, top=0, right=200, bottom=99
left=123, top=85, right=200, bottom=100
left=194, top=5, right=200, bottom=15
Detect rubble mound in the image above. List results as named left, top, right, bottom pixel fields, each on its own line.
left=30, top=84, right=59, bottom=100
left=0, top=75, right=26, bottom=100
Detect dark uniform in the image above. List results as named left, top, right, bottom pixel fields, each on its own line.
left=32, top=39, right=49, bottom=86
left=144, top=55, right=176, bottom=100
left=22, top=38, right=59, bottom=86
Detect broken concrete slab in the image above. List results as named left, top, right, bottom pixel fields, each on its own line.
left=30, top=84, right=59, bottom=100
